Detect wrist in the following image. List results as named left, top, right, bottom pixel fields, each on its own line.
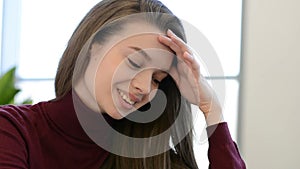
left=201, top=106, right=224, bottom=126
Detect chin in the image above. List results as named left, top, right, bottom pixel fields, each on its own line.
left=107, top=109, right=126, bottom=120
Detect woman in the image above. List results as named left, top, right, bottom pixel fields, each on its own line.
left=0, top=0, right=246, bottom=168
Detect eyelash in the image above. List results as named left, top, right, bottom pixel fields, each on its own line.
left=127, top=58, right=162, bottom=85
left=128, top=58, right=141, bottom=69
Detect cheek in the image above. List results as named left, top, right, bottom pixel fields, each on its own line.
left=111, top=60, right=138, bottom=85
left=94, top=55, right=131, bottom=94
left=94, top=60, right=115, bottom=95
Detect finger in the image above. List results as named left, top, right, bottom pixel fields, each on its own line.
left=158, top=35, right=184, bottom=57
left=183, top=52, right=200, bottom=70
left=166, top=31, right=201, bottom=73
left=159, top=36, right=189, bottom=69
left=159, top=34, right=199, bottom=73
left=167, top=29, right=191, bottom=53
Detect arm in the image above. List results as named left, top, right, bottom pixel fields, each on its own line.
left=158, top=29, right=246, bottom=168
left=0, top=111, right=28, bottom=169
left=207, top=122, right=246, bottom=169
left=199, top=79, right=246, bottom=168
left=203, top=105, right=246, bottom=168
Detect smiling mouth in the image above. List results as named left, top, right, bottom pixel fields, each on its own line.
left=117, top=89, right=136, bottom=105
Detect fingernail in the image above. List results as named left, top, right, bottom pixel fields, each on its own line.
left=167, top=29, right=174, bottom=35
left=184, top=52, right=193, bottom=59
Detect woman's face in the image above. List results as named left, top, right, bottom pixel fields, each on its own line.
left=86, top=27, right=174, bottom=119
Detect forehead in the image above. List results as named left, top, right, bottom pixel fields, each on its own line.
left=94, top=21, right=175, bottom=71
left=118, top=33, right=171, bottom=52
left=119, top=33, right=174, bottom=71
left=103, top=20, right=171, bottom=50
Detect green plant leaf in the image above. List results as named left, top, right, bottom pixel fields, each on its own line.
left=0, top=88, right=20, bottom=105
left=0, top=67, right=21, bottom=105
left=0, top=67, right=16, bottom=93
left=0, top=66, right=33, bottom=105
left=22, top=98, right=33, bottom=104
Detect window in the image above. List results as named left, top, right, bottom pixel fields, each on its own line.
left=0, top=0, right=2, bottom=64
left=1, top=0, right=243, bottom=167
left=160, top=1, right=243, bottom=166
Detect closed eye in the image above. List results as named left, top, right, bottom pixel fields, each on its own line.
left=128, top=58, right=141, bottom=69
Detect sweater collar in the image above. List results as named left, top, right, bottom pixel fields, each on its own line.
left=45, top=90, right=116, bottom=144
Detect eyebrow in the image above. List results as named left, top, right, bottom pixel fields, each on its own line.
left=129, top=46, right=171, bottom=72
left=129, top=46, right=151, bottom=61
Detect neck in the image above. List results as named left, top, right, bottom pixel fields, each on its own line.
left=74, top=78, right=102, bottom=113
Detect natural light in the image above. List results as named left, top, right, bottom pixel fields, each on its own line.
left=1, top=0, right=243, bottom=168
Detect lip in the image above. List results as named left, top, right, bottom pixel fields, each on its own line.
left=129, top=93, right=141, bottom=102
left=117, top=89, right=134, bottom=110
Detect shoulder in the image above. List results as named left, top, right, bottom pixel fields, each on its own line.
left=0, top=103, right=47, bottom=152
left=0, top=104, right=39, bottom=125
left=0, top=105, right=44, bottom=168
left=0, top=104, right=32, bottom=127
left=0, top=102, right=48, bottom=136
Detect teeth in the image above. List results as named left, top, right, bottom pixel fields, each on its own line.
left=118, top=90, right=135, bottom=105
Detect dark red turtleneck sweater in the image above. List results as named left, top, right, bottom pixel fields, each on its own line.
left=0, top=91, right=245, bottom=168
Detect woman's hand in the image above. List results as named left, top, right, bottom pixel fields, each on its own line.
left=158, top=30, right=223, bottom=125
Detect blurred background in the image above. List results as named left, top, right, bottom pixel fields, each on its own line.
left=0, top=0, right=299, bottom=168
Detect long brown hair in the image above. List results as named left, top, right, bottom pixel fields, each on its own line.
left=101, top=75, right=199, bottom=169
left=54, top=0, right=199, bottom=168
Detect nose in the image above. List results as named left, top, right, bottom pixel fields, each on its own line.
left=131, top=70, right=153, bottom=95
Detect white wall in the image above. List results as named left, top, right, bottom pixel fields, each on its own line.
left=240, top=0, right=300, bottom=168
